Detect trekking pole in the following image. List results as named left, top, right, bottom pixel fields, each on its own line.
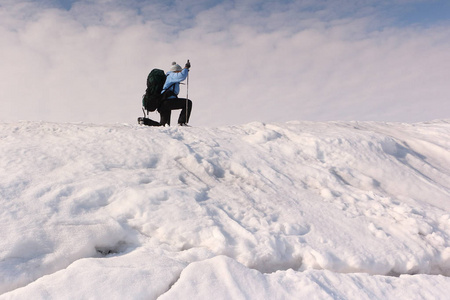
left=186, top=60, right=189, bottom=124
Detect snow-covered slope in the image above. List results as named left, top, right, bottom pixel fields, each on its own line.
left=1, top=120, right=449, bottom=299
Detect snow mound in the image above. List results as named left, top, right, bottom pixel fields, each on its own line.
left=1, top=120, right=449, bottom=299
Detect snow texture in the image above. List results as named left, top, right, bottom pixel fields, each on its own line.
left=0, top=120, right=449, bottom=299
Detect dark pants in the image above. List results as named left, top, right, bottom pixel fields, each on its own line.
left=159, top=98, right=192, bottom=126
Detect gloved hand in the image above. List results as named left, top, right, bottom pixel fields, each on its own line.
left=185, top=60, right=191, bottom=69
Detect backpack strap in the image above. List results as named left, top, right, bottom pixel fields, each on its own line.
left=161, top=82, right=177, bottom=99
left=162, top=82, right=176, bottom=93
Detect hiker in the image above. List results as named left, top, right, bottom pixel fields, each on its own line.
left=159, top=61, right=192, bottom=126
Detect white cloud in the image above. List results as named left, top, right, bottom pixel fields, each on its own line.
left=0, top=0, right=449, bottom=126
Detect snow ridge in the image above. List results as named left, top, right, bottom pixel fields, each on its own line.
left=0, top=120, right=449, bottom=299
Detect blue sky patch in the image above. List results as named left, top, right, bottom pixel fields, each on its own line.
left=395, top=0, right=450, bottom=26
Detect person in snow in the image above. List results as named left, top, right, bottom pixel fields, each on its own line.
left=159, top=61, right=192, bottom=126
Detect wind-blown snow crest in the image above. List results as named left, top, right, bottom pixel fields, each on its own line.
left=0, top=120, right=449, bottom=299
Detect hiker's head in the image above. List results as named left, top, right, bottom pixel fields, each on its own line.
left=170, top=62, right=182, bottom=72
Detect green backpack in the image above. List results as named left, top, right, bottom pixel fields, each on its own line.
left=142, top=69, right=166, bottom=112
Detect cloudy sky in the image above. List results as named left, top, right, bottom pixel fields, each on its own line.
left=1, top=0, right=449, bottom=126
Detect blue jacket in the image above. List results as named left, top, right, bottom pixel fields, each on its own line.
left=162, top=68, right=189, bottom=98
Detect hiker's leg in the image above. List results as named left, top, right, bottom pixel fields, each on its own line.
left=159, top=101, right=172, bottom=126
left=159, top=99, right=191, bottom=125
left=176, top=99, right=192, bottom=124
left=159, top=110, right=171, bottom=126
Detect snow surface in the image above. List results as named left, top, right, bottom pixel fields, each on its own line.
left=0, top=120, right=449, bottom=299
